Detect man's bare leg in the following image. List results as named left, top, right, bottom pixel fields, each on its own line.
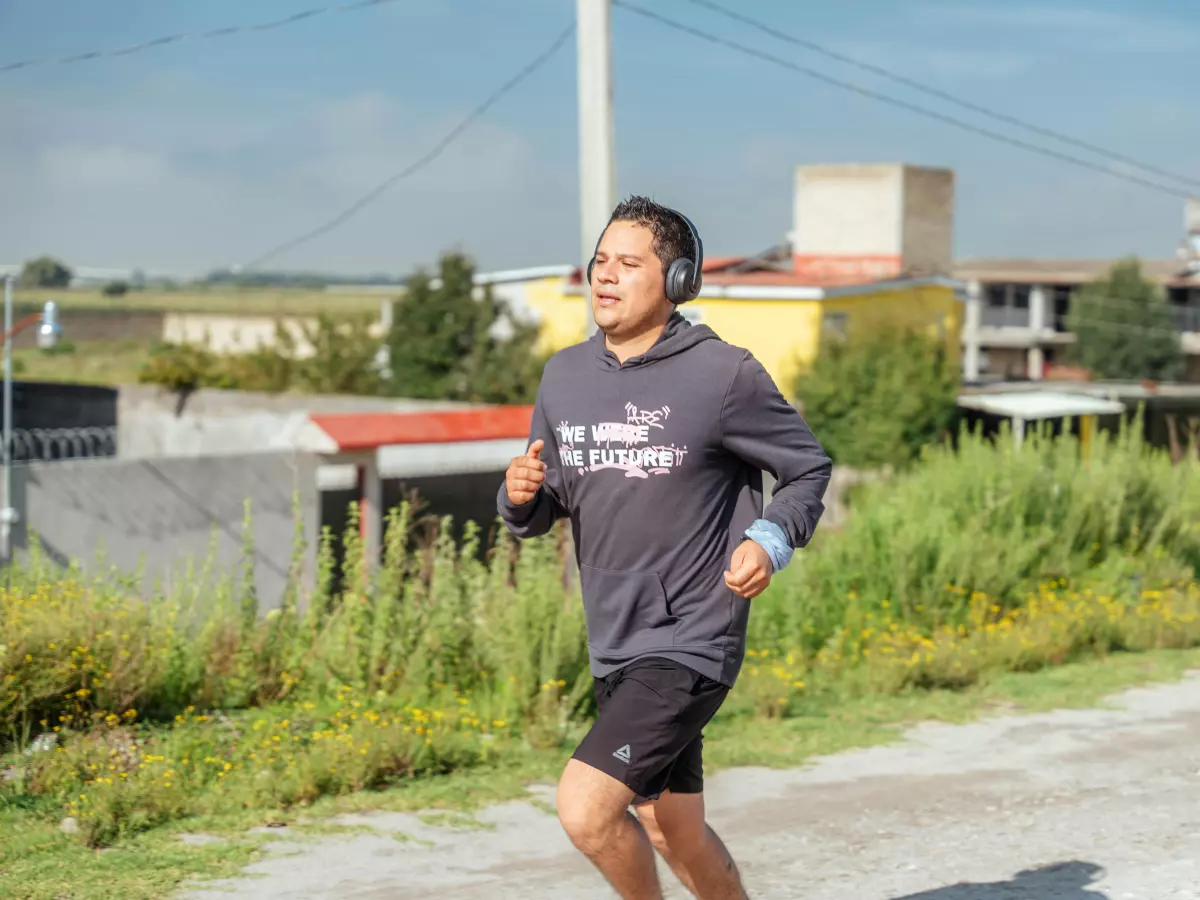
left=635, top=790, right=748, bottom=900
left=557, top=757, right=663, bottom=900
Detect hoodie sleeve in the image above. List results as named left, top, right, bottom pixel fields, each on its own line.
left=720, top=353, right=832, bottom=550
left=497, top=384, right=569, bottom=539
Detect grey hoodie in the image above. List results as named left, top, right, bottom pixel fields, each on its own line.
left=497, top=312, right=831, bottom=687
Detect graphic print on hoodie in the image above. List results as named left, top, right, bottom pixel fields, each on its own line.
left=498, top=312, right=832, bottom=687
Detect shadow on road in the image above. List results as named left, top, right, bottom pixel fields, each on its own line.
left=890, top=861, right=1108, bottom=899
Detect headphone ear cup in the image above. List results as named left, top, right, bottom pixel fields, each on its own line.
left=665, top=259, right=695, bottom=304
left=587, top=258, right=595, bottom=285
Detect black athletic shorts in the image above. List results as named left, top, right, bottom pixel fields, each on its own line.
left=571, top=656, right=729, bottom=801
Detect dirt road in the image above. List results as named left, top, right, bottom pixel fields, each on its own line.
left=181, top=672, right=1200, bottom=899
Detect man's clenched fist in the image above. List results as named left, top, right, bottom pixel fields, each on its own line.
left=505, top=439, right=547, bottom=505
left=724, top=539, right=773, bottom=599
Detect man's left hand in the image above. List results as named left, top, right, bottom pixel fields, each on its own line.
left=724, top=540, right=773, bottom=599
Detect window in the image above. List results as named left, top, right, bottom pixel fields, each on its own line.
left=822, top=311, right=848, bottom=338
left=984, top=284, right=1007, bottom=307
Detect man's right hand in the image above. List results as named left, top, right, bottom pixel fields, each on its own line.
left=505, top=439, right=547, bottom=505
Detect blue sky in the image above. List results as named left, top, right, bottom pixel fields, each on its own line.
left=1, top=0, right=1198, bottom=277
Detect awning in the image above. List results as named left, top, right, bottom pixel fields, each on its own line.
left=957, top=391, right=1125, bottom=420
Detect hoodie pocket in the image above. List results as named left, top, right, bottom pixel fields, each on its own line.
left=579, top=564, right=680, bottom=663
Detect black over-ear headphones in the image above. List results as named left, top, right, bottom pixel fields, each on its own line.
left=587, top=207, right=704, bottom=305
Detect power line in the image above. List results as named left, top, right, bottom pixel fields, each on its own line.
left=0, top=0, right=403, bottom=73
left=242, top=23, right=575, bottom=271
left=612, top=0, right=1192, bottom=200
left=682, top=0, right=1200, bottom=192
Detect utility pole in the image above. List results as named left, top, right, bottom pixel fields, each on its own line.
left=2, top=275, right=12, bottom=566
left=576, top=0, right=615, bottom=336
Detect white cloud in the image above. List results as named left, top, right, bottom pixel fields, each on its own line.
left=0, top=82, right=574, bottom=275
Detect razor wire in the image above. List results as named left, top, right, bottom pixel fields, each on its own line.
left=8, top=426, right=119, bottom=462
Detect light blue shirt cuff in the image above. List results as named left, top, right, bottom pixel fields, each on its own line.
left=744, top=519, right=793, bottom=573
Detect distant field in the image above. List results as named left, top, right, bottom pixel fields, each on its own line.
left=14, top=286, right=392, bottom=316
left=14, top=340, right=150, bottom=386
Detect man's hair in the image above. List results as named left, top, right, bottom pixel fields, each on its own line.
left=605, top=195, right=695, bottom=275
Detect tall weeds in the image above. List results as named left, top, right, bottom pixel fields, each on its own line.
left=751, top=419, right=1200, bottom=654
left=1, top=505, right=589, bottom=750
left=4, top=418, right=1200, bottom=846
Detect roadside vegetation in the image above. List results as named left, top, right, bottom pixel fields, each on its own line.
left=3, top=420, right=1199, bottom=898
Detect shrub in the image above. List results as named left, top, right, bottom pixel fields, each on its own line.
left=137, top=315, right=384, bottom=397
left=387, top=251, right=546, bottom=404
left=751, top=417, right=1200, bottom=655
left=794, top=323, right=959, bottom=470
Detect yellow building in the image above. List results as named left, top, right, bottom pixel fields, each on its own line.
left=518, top=265, right=961, bottom=399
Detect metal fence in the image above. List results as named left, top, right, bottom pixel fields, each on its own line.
left=9, top=426, right=119, bottom=463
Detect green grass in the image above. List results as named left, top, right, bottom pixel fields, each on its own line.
left=2, top=646, right=1196, bottom=900
left=15, top=287, right=388, bottom=316
left=14, top=340, right=151, bottom=386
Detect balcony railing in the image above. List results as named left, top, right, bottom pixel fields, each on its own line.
left=1172, top=304, right=1200, bottom=334
left=980, top=306, right=1032, bottom=328
left=981, top=303, right=1200, bottom=334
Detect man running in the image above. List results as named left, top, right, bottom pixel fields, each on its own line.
left=498, top=196, right=831, bottom=900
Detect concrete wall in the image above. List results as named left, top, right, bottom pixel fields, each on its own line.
left=11, top=451, right=320, bottom=608
left=116, top=384, right=472, bottom=459
left=901, top=165, right=955, bottom=275
left=791, top=163, right=954, bottom=281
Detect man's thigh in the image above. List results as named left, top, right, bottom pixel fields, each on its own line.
left=572, top=657, right=727, bottom=801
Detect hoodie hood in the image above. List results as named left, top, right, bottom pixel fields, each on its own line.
left=594, top=310, right=720, bottom=371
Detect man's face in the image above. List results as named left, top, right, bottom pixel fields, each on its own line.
left=590, top=221, right=671, bottom=338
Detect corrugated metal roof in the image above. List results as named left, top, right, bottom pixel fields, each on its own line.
left=957, top=391, right=1125, bottom=420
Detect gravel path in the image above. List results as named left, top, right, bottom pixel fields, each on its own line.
left=181, top=671, right=1200, bottom=899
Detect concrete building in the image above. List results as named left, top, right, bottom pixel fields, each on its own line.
left=955, top=199, right=1200, bottom=383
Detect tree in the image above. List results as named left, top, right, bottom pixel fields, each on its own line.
left=386, top=251, right=546, bottom=404
left=19, top=256, right=72, bottom=288
left=1065, top=257, right=1183, bottom=382
left=795, top=324, right=960, bottom=470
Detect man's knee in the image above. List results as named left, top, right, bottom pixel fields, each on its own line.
left=556, top=758, right=634, bottom=854
left=639, top=792, right=708, bottom=860
left=634, top=803, right=670, bottom=854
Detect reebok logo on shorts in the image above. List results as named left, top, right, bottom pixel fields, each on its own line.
left=612, top=744, right=631, bottom=763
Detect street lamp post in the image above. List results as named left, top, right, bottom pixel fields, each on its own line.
left=2, top=274, right=63, bottom=565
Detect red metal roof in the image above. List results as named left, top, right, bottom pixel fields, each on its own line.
left=310, top=406, right=533, bottom=453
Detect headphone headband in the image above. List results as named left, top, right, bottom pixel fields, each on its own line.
left=661, top=205, right=704, bottom=300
